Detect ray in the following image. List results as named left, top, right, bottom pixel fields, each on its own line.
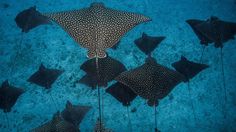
left=106, top=82, right=137, bottom=131
left=0, top=80, right=24, bottom=113
left=195, top=16, right=236, bottom=48
left=40, top=2, right=151, bottom=129
left=61, top=101, right=91, bottom=126
left=79, top=56, right=126, bottom=88
left=27, top=64, right=63, bottom=111
left=115, top=56, right=184, bottom=131
left=79, top=55, right=126, bottom=128
left=171, top=56, right=209, bottom=125
left=186, top=16, right=236, bottom=119
left=31, top=111, right=79, bottom=132
left=106, top=82, right=137, bottom=106
left=134, top=32, right=165, bottom=56
left=115, top=56, right=185, bottom=106
left=171, top=56, right=209, bottom=82
left=0, top=80, right=24, bottom=130
left=186, top=19, right=213, bottom=46
left=15, top=6, right=51, bottom=33
left=42, top=2, right=151, bottom=58
left=27, top=64, right=63, bottom=89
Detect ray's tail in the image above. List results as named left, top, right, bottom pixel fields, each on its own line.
left=49, top=92, right=59, bottom=111
left=154, top=101, right=158, bottom=132
left=95, top=57, right=103, bottom=131
left=5, top=113, right=10, bottom=131
left=126, top=106, right=132, bottom=132
left=220, top=48, right=227, bottom=119
left=199, top=46, right=206, bottom=63
left=187, top=82, right=197, bottom=126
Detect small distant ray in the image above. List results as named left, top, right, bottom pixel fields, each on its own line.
left=27, top=64, right=63, bottom=89
left=61, top=101, right=91, bottom=126
left=134, top=33, right=165, bottom=55
left=115, top=56, right=185, bottom=107
left=15, top=6, right=50, bottom=33
left=42, top=2, right=151, bottom=58
left=106, top=82, right=137, bottom=106
left=186, top=16, right=236, bottom=48
left=0, top=80, right=24, bottom=113
left=79, top=56, right=126, bottom=88
left=171, top=56, right=209, bottom=82
left=31, top=111, right=79, bottom=132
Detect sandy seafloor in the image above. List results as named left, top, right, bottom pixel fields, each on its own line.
left=0, top=0, right=236, bottom=132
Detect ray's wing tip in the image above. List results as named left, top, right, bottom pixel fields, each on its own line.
left=144, top=16, right=152, bottom=22
left=185, top=19, right=200, bottom=25
left=186, top=19, right=193, bottom=24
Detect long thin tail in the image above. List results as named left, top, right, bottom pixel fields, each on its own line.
left=220, top=48, right=227, bottom=119
left=5, top=113, right=10, bottom=130
left=154, top=102, right=158, bottom=132
left=96, top=57, right=102, bottom=131
left=199, top=46, right=206, bottom=63
left=187, top=82, right=197, bottom=126
left=49, top=92, right=59, bottom=111
left=127, top=106, right=132, bottom=132
left=10, top=32, right=24, bottom=76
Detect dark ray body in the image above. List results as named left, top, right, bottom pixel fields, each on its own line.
left=0, top=80, right=24, bottom=112
left=134, top=33, right=165, bottom=55
left=106, top=82, right=137, bottom=106
left=15, top=6, right=50, bottom=33
left=79, top=56, right=126, bottom=88
left=61, top=101, right=91, bottom=126
left=186, top=16, right=236, bottom=48
left=172, top=56, right=209, bottom=82
left=27, top=64, right=63, bottom=89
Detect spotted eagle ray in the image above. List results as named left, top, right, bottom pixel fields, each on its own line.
left=41, top=2, right=151, bottom=130
left=115, top=56, right=184, bottom=132
left=42, top=2, right=151, bottom=58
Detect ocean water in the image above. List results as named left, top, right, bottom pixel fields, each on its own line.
left=0, top=0, right=236, bottom=132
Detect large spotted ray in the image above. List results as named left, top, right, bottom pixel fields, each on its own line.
left=115, top=57, right=184, bottom=131
left=43, top=2, right=151, bottom=58
left=115, top=57, right=185, bottom=106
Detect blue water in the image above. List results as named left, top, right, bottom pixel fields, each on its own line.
left=0, top=0, right=236, bottom=131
